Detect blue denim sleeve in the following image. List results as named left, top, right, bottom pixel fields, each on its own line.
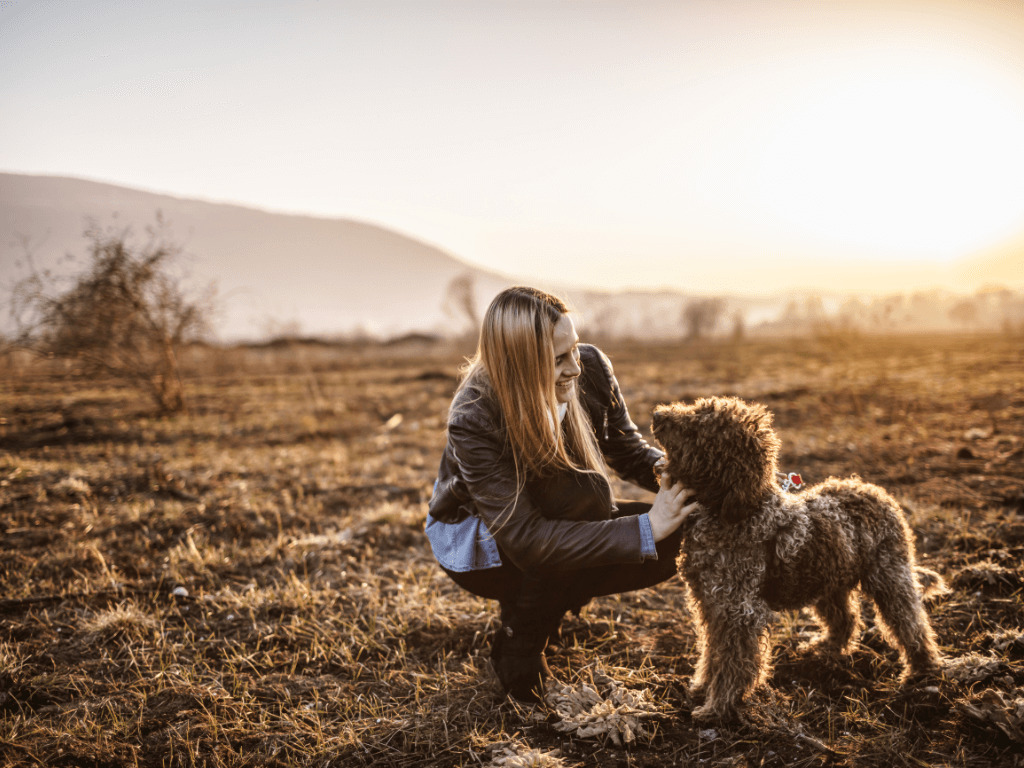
left=637, top=513, right=658, bottom=560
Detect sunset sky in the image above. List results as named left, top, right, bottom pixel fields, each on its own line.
left=3, top=0, right=1024, bottom=294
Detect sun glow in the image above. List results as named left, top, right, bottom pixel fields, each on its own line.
left=758, top=55, right=1024, bottom=261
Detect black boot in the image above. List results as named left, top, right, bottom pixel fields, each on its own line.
left=490, top=622, right=551, bottom=703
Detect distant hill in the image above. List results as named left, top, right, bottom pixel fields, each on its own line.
left=0, top=173, right=513, bottom=340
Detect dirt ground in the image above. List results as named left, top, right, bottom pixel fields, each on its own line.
left=1, top=332, right=1022, bottom=767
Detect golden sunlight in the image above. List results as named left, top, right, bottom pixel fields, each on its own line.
left=758, top=53, right=1024, bottom=260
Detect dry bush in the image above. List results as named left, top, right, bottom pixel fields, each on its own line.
left=9, top=215, right=215, bottom=413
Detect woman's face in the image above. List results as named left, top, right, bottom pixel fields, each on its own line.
left=552, top=314, right=582, bottom=404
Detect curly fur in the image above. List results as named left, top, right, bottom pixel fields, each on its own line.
left=651, top=396, right=945, bottom=723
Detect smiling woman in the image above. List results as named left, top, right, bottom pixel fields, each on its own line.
left=424, top=286, right=696, bottom=702
left=758, top=51, right=1024, bottom=261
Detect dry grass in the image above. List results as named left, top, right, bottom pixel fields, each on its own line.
left=1, top=333, right=1022, bottom=767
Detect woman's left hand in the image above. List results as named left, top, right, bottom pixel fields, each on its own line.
left=648, top=476, right=698, bottom=541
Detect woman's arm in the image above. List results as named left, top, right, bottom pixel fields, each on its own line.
left=580, top=346, right=663, bottom=493
left=447, top=414, right=648, bottom=572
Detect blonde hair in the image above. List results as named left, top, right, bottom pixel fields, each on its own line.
left=455, top=287, right=607, bottom=518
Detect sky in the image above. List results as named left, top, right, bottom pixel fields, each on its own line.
left=3, top=0, right=1024, bottom=295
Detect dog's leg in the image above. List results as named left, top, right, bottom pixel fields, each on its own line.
left=686, top=593, right=710, bottom=699
left=806, top=590, right=861, bottom=655
left=862, top=562, right=942, bottom=681
left=692, top=609, right=769, bottom=724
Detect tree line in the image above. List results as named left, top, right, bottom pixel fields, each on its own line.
left=4, top=219, right=1021, bottom=414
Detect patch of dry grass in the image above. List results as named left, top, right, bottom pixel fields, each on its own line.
left=1, top=334, right=1022, bottom=767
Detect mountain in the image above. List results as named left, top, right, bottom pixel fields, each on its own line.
left=5, top=173, right=1019, bottom=343
left=0, top=173, right=511, bottom=341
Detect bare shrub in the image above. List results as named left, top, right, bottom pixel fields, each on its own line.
left=442, top=272, right=479, bottom=337
left=9, top=216, right=215, bottom=413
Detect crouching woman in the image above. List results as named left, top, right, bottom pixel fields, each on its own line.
left=425, top=286, right=696, bottom=702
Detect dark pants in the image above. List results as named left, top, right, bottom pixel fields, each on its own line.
left=442, top=501, right=683, bottom=638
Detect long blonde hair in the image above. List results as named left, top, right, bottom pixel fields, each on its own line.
left=455, top=286, right=608, bottom=494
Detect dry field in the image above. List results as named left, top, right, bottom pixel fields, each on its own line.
left=1, top=333, right=1022, bottom=768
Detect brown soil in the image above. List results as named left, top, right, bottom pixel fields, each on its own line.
left=1, top=333, right=1021, bottom=767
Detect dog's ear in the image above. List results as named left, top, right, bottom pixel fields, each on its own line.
left=719, top=482, right=760, bottom=524
left=748, top=405, right=781, bottom=489
left=712, top=398, right=780, bottom=523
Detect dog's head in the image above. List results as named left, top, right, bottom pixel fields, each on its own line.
left=652, top=396, right=781, bottom=524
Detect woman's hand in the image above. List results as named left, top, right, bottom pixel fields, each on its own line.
left=648, top=476, right=698, bottom=542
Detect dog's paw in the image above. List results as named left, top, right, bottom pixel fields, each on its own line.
left=692, top=702, right=743, bottom=725
left=901, top=663, right=943, bottom=690
left=798, top=637, right=850, bottom=658
left=688, top=681, right=707, bottom=702
left=691, top=704, right=716, bottom=722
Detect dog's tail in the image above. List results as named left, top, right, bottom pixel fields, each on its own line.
left=914, top=566, right=950, bottom=600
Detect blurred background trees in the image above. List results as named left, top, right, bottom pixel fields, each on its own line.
left=682, top=297, right=726, bottom=340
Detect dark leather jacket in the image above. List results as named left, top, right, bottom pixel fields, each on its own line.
left=427, top=344, right=663, bottom=572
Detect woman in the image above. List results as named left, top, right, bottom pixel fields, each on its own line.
left=426, top=286, right=696, bottom=701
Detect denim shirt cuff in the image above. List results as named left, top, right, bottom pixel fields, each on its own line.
left=638, top=512, right=658, bottom=560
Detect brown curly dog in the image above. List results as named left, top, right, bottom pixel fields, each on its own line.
left=651, top=396, right=946, bottom=723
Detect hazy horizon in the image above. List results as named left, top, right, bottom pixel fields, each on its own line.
left=3, top=1, right=1024, bottom=295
